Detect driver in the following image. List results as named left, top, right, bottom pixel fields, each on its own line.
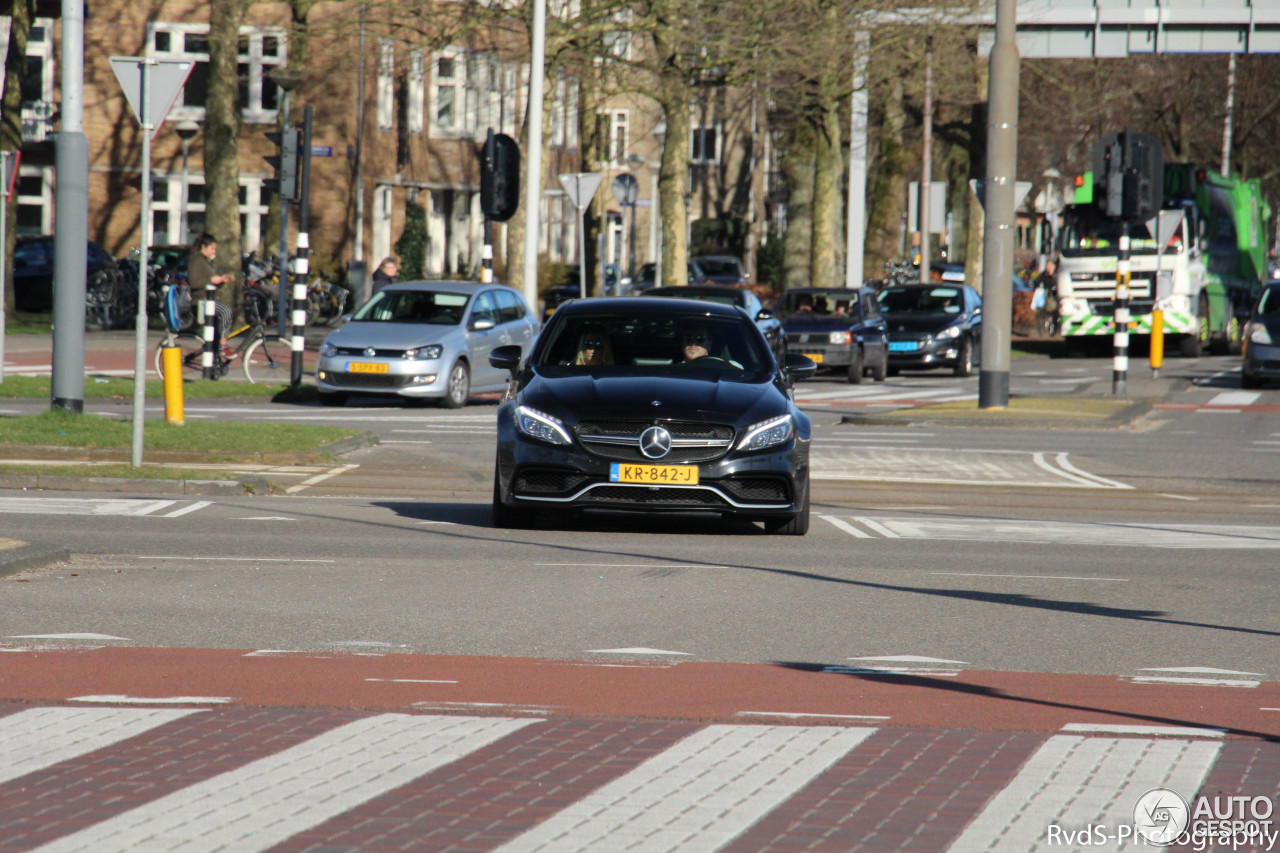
left=680, top=324, right=713, bottom=362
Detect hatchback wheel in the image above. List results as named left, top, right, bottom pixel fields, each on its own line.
left=845, top=348, right=864, bottom=384
left=953, top=338, right=973, bottom=377
left=442, top=360, right=470, bottom=409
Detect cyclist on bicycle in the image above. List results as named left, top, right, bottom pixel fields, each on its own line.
left=188, top=232, right=236, bottom=360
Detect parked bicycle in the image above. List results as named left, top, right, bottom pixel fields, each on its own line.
left=153, top=283, right=291, bottom=384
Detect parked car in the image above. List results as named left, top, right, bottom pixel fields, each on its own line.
left=641, top=285, right=785, bottom=362
left=315, top=281, right=537, bottom=407
left=634, top=261, right=703, bottom=290
left=775, top=286, right=888, bottom=383
left=13, top=236, right=119, bottom=313
left=1242, top=282, right=1280, bottom=388
left=488, top=297, right=816, bottom=534
left=878, top=283, right=983, bottom=377
left=690, top=255, right=749, bottom=287
left=541, top=266, right=626, bottom=320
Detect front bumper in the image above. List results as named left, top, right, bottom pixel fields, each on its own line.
left=495, top=419, right=808, bottom=520
left=1243, top=340, right=1280, bottom=378
left=315, top=355, right=448, bottom=398
left=886, top=338, right=959, bottom=368
left=784, top=341, right=856, bottom=369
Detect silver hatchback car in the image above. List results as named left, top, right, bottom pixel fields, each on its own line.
left=315, top=281, right=538, bottom=407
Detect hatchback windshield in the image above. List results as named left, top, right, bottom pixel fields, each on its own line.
left=1258, top=287, right=1280, bottom=317
left=695, top=258, right=744, bottom=277
left=536, top=311, right=770, bottom=373
left=879, top=287, right=964, bottom=315
left=352, top=289, right=470, bottom=324
left=777, top=290, right=857, bottom=318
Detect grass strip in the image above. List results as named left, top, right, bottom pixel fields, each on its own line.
left=0, top=375, right=318, bottom=401
left=0, top=462, right=242, bottom=481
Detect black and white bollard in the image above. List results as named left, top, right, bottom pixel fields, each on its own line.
left=481, top=218, right=493, bottom=284
left=202, top=284, right=217, bottom=380
left=291, top=232, right=309, bottom=385
left=1112, top=234, right=1130, bottom=396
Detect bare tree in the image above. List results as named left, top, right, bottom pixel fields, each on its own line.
left=205, top=0, right=250, bottom=310
left=1, top=0, right=34, bottom=314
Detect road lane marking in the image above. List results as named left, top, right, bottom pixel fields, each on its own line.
left=1208, top=391, right=1261, bottom=406
left=9, top=633, right=129, bottom=640
left=160, top=501, right=212, bottom=517
left=810, top=447, right=1131, bottom=489
left=0, top=707, right=202, bottom=785
left=735, top=711, right=890, bottom=721
left=68, top=695, right=232, bottom=705
left=493, top=725, right=876, bottom=853
left=365, top=678, right=458, bottom=684
left=1051, top=452, right=1134, bottom=489
left=824, top=516, right=1280, bottom=549
left=932, top=572, right=1129, bottom=582
left=588, top=647, right=692, bottom=656
left=0, top=497, right=181, bottom=516
left=31, top=714, right=536, bottom=853
left=944, top=735, right=1221, bottom=852
left=284, top=463, right=359, bottom=494
left=818, top=514, right=871, bottom=538
left=133, top=556, right=335, bottom=563
left=852, top=516, right=899, bottom=537
left=1060, top=723, right=1224, bottom=737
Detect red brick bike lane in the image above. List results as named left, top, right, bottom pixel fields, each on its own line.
left=1, top=647, right=1276, bottom=740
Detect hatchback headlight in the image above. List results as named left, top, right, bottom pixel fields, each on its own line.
left=515, top=405, right=572, bottom=446
left=1249, top=322, right=1273, bottom=345
left=933, top=325, right=961, bottom=341
left=403, top=345, right=442, bottom=360
left=319, top=341, right=338, bottom=357
left=737, top=414, right=794, bottom=452
left=828, top=331, right=851, bottom=345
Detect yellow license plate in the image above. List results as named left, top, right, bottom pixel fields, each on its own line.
left=803, top=353, right=824, bottom=364
left=347, top=361, right=389, bottom=374
left=609, top=463, right=698, bottom=485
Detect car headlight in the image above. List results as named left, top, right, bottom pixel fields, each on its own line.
left=515, top=405, right=573, bottom=446
left=1248, top=322, right=1273, bottom=345
left=319, top=341, right=338, bottom=357
left=933, top=325, right=961, bottom=341
left=403, top=345, right=442, bottom=360
left=1060, top=299, right=1082, bottom=315
left=737, top=414, right=794, bottom=452
left=828, top=331, right=851, bottom=345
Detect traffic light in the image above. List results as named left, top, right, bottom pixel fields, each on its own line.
left=264, top=126, right=300, bottom=201
left=1092, top=130, right=1163, bottom=221
left=480, top=131, right=520, bottom=221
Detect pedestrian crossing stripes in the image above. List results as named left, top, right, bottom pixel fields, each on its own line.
left=0, top=704, right=1272, bottom=853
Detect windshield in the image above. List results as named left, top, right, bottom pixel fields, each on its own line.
left=1059, top=208, right=1165, bottom=256
left=352, top=289, right=470, bottom=324
left=878, top=287, right=963, bottom=315
left=694, top=259, right=743, bottom=277
left=777, top=290, right=857, bottom=318
left=535, top=311, right=771, bottom=373
left=1258, top=287, right=1280, bottom=317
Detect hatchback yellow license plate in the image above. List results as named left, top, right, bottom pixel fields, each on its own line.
left=803, top=352, right=824, bottom=363
left=347, top=361, right=389, bottom=374
left=609, top=463, right=698, bottom=485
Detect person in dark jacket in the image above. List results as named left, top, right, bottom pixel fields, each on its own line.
left=187, top=232, right=235, bottom=359
left=371, top=257, right=399, bottom=294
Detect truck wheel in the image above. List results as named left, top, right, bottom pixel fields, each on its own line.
left=1178, top=334, right=1202, bottom=358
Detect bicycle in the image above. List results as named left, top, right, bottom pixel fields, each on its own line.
left=153, top=285, right=292, bottom=385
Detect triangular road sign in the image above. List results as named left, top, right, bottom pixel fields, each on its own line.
left=558, top=172, right=604, bottom=211
left=110, top=57, right=196, bottom=139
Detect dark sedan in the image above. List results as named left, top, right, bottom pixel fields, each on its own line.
left=691, top=255, right=749, bottom=286
left=879, top=283, right=982, bottom=377
left=13, top=236, right=119, bottom=313
left=1242, top=283, right=1280, bottom=388
left=776, top=286, right=888, bottom=383
left=489, top=297, right=816, bottom=534
left=642, top=285, right=785, bottom=362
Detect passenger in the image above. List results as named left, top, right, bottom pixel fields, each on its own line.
left=574, top=324, right=614, bottom=366
left=795, top=294, right=814, bottom=312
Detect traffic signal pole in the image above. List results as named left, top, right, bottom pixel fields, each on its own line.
left=1113, top=234, right=1131, bottom=395
left=291, top=106, right=313, bottom=386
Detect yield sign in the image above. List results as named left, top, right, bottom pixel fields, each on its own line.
left=558, top=172, right=604, bottom=211
left=110, top=57, right=196, bottom=139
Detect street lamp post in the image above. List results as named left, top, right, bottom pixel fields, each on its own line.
left=627, top=153, right=645, bottom=283
left=175, top=120, right=199, bottom=244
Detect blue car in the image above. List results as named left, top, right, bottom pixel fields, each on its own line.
left=776, top=286, right=889, bottom=383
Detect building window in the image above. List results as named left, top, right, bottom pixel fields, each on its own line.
left=690, top=125, right=719, bottom=164
left=434, top=51, right=458, bottom=132
left=377, top=39, right=394, bottom=131
left=598, top=109, right=628, bottom=167
left=430, top=49, right=516, bottom=139
left=14, top=166, right=52, bottom=237
left=550, top=75, right=579, bottom=151
left=149, top=23, right=285, bottom=123
left=147, top=176, right=268, bottom=251
left=407, top=48, right=425, bottom=135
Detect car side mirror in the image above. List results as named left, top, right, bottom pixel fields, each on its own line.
left=755, top=308, right=775, bottom=321
left=471, top=318, right=496, bottom=331
left=489, top=344, right=522, bottom=372
left=783, top=352, right=817, bottom=382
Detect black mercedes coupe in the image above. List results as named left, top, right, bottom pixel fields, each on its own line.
left=488, top=297, right=816, bottom=534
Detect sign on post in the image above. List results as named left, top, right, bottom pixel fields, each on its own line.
left=558, top=172, right=605, bottom=298
left=109, top=57, right=195, bottom=138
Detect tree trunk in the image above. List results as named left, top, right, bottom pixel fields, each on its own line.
left=1, top=0, right=33, bottom=313
left=781, top=123, right=814, bottom=291
left=965, top=54, right=988, bottom=294
left=656, top=75, right=691, bottom=286
left=207, top=0, right=248, bottom=311
left=810, top=85, right=843, bottom=289
left=865, top=73, right=907, bottom=278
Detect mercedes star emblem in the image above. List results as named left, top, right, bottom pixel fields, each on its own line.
left=364, top=347, right=377, bottom=357
left=639, top=426, right=673, bottom=459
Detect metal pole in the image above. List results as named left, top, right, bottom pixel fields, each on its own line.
left=521, top=0, right=547, bottom=314
left=0, top=159, right=8, bottom=385
left=51, top=0, right=88, bottom=414
left=1222, top=53, right=1236, bottom=175
left=977, top=0, right=1019, bottom=409
left=179, top=138, right=191, bottom=243
left=353, top=1, right=367, bottom=263
left=132, top=56, right=153, bottom=464
left=918, top=36, right=933, bottom=283
left=277, top=89, right=291, bottom=338
left=1113, top=233, right=1131, bottom=395
left=577, top=206, right=587, bottom=299
left=627, top=200, right=636, bottom=285
left=845, top=31, right=869, bottom=288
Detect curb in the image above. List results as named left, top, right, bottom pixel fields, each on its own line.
left=840, top=399, right=1155, bottom=430
left=0, top=543, right=71, bottom=578
left=0, top=475, right=275, bottom=495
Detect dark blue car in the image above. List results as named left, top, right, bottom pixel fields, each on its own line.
left=777, top=286, right=888, bottom=383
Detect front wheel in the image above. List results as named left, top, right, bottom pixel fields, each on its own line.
left=953, top=337, right=973, bottom=377
left=845, top=348, right=864, bottom=384
left=242, top=334, right=291, bottom=385
left=442, top=360, right=470, bottom=409
left=764, top=480, right=810, bottom=536
left=154, top=332, right=206, bottom=381
left=492, top=466, right=536, bottom=528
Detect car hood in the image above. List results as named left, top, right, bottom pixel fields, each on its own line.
left=323, top=321, right=453, bottom=349
left=779, top=315, right=862, bottom=332
left=883, top=314, right=963, bottom=335
left=520, top=370, right=784, bottom=425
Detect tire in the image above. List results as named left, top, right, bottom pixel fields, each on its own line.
left=845, top=348, right=864, bottom=384
left=492, top=466, right=536, bottom=529
left=765, top=479, right=810, bottom=536
left=243, top=290, right=272, bottom=326
left=869, top=350, right=887, bottom=382
left=242, top=335, right=292, bottom=385
left=318, top=391, right=348, bottom=406
left=442, top=360, right=470, bottom=409
left=1241, top=371, right=1264, bottom=389
left=1227, top=314, right=1244, bottom=356
left=953, top=337, right=973, bottom=377
left=1178, top=334, right=1202, bottom=358
left=154, top=332, right=206, bottom=382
